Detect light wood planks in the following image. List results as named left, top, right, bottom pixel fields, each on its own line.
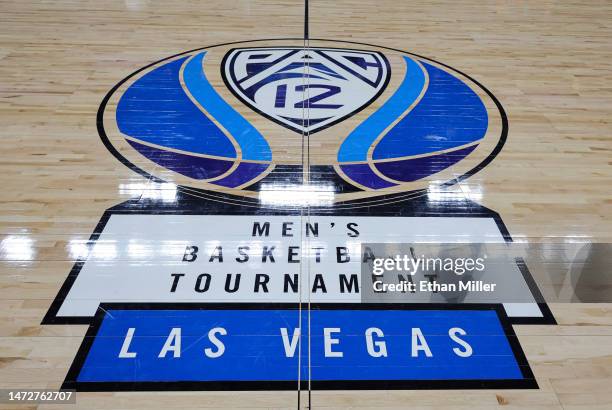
left=0, top=0, right=611, bottom=408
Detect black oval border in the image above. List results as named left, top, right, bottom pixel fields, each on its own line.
left=97, top=38, right=508, bottom=210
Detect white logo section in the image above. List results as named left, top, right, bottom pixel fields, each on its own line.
left=224, top=48, right=388, bottom=133
left=58, top=215, right=542, bottom=319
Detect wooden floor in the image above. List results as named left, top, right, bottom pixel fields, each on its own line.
left=1, top=0, right=612, bottom=408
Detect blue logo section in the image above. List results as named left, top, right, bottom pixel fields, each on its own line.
left=337, top=57, right=488, bottom=189
left=68, top=305, right=531, bottom=389
left=115, top=52, right=271, bottom=188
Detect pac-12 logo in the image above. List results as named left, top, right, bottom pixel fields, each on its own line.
left=100, top=39, right=505, bottom=202
left=223, top=48, right=389, bottom=134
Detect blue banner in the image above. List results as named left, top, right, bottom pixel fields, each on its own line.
left=67, top=305, right=532, bottom=388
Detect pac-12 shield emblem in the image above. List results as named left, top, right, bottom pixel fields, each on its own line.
left=222, top=47, right=390, bottom=134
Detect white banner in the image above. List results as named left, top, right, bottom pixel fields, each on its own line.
left=57, top=215, right=542, bottom=319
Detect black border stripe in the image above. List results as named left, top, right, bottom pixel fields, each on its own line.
left=304, top=0, right=309, bottom=40
left=62, top=303, right=538, bottom=391
left=40, top=209, right=114, bottom=325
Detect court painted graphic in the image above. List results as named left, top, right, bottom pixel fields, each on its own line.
left=44, top=39, right=554, bottom=392
left=64, top=304, right=536, bottom=391
left=103, top=39, right=503, bottom=198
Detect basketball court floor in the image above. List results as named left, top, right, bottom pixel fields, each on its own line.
left=1, top=0, right=611, bottom=408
